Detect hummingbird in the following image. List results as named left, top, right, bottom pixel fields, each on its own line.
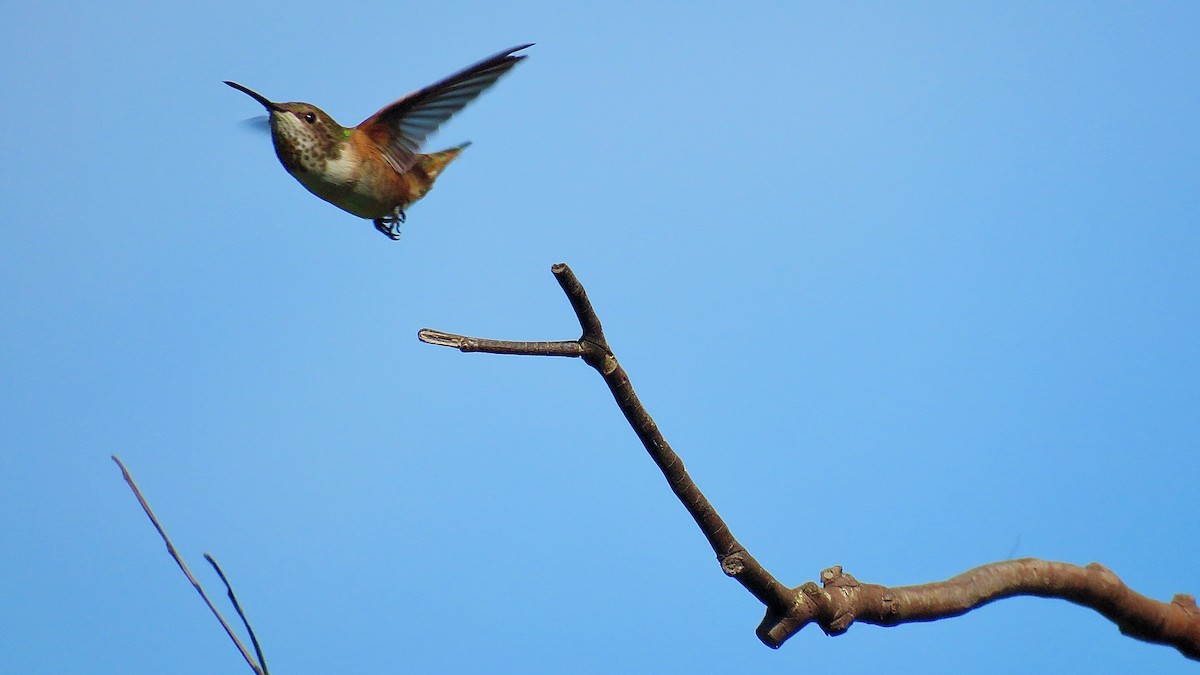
left=225, top=44, right=530, bottom=240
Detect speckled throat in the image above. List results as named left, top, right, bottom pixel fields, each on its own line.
left=268, top=104, right=345, bottom=176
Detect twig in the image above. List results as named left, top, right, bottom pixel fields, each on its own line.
left=418, top=263, right=1200, bottom=659
left=206, top=554, right=270, bottom=675
left=420, top=264, right=794, bottom=612
left=112, top=455, right=265, bottom=674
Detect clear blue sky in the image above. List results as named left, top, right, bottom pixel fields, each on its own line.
left=2, top=2, right=1197, bottom=673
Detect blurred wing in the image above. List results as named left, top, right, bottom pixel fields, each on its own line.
left=239, top=115, right=271, bottom=133
left=357, top=44, right=531, bottom=172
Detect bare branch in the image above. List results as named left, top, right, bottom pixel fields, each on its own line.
left=421, top=264, right=793, bottom=611
left=759, top=562, right=1200, bottom=657
left=418, top=263, right=1200, bottom=660
left=112, top=455, right=265, bottom=674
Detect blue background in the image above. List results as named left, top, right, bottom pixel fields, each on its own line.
left=2, top=2, right=1197, bottom=672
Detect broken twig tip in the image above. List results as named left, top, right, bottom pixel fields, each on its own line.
left=417, top=329, right=463, bottom=348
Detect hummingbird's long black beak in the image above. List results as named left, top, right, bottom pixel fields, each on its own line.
left=224, top=81, right=279, bottom=111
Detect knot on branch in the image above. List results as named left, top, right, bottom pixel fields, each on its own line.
left=816, top=566, right=861, bottom=635
left=783, top=566, right=895, bottom=638
left=720, top=551, right=747, bottom=577
left=1084, top=561, right=1117, bottom=581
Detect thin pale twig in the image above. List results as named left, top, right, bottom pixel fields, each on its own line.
left=112, top=455, right=264, bottom=675
left=206, top=554, right=270, bottom=675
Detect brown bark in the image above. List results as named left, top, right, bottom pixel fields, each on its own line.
left=419, top=262, right=1200, bottom=660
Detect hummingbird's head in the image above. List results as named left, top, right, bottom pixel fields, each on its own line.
left=224, top=81, right=345, bottom=175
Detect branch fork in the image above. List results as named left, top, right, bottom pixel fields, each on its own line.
left=420, top=263, right=1200, bottom=659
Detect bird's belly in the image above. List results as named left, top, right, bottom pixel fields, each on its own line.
left=291, top=156, right=399, bottom=220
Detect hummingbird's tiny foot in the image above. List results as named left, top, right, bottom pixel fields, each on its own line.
left=396, top=209, right=407, bottom=224
left=373, top=218, right=402, bottom=240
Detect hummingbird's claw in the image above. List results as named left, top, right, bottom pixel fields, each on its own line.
left=373, top=218, right=402, bottom=240
left=372, top=206, right=406, bottom=239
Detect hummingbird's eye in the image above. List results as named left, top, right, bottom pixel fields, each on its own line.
left=303, top=112, right=316, bottom=124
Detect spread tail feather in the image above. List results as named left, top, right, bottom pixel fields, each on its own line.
left=421, top=141, right=471, bottom=180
